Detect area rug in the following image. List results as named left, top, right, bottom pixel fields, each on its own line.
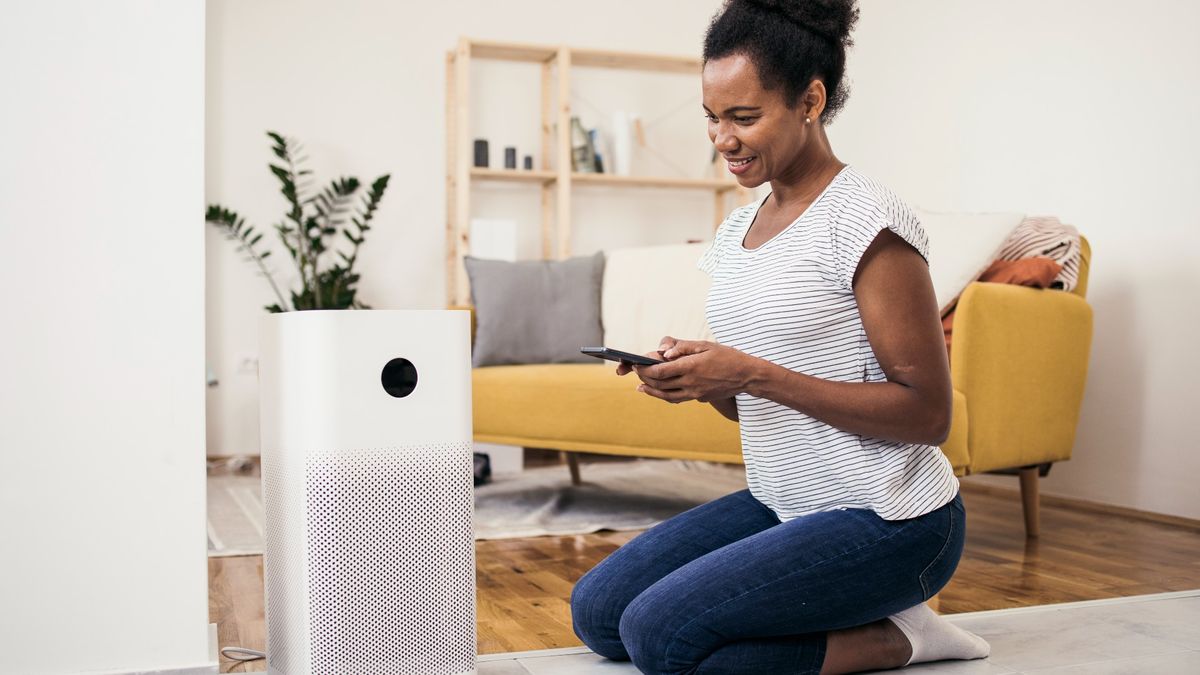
left=475, top=591, right=1200, bottom=673
left=207, top=459, right=749, bottom=557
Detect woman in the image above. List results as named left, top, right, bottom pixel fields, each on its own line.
left=569, top=1, right=992, bottom=673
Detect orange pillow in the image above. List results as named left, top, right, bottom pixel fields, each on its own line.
left=942, top=257, right=1063, bottom=354
left=976, top=257, right=1063, bottom=287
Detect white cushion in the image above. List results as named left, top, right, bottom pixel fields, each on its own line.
left=600, top=242, right=714, bottom=354
left=916, top=208, right=1025, bottom=313
left=600, top=210, right=1022, bottom=350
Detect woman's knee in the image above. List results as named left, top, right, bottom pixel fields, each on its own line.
left=618, top=589, right=694, bottom=675
left=570, top=566, right=630, bottom=660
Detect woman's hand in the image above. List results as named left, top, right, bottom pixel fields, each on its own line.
left=613, top=336, right=674, bottom=377
left=623, top=336, right=754, bottom=404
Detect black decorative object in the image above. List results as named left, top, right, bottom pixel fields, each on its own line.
left=570, top=116, right=596, bottom=173
left=473, top=139, right=489, bottom=168
left=473, top=452, right=492, bottom=486
left=523, top=155, right=533, bottom=170
left=504, top=146, right=517, bottom=169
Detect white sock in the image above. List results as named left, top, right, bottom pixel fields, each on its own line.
left=887, top=603, right=991, bottom=666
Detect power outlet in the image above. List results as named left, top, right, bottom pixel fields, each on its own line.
left=236, top=353, right=259, bottom=376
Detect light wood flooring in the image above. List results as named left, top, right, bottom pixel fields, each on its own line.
left=208, top=454, right=1200, bottom=672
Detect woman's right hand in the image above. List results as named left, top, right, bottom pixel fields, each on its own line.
left=615, top=336, right=678, bottom=376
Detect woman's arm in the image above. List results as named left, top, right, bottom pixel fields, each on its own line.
left=708, top=396, right=739, bottom=422
left=634, top=228, right=952, bottom=446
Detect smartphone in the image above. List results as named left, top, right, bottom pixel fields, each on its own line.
left=580, top=346, right=664, bottom=366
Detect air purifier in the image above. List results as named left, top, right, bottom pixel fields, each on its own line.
left=258, top=309, right=476, bottom=675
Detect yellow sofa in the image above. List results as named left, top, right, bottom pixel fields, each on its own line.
left=461, top=237, right=1092, bottom=538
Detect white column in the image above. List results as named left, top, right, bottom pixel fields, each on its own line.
left=0, top=1, right=211, bottom=672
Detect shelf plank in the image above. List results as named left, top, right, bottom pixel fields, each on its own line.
left=469, top=39, right=557, bottom=63
left=571, top=173, right=739, bottom=191
left=465, top=38, right=702, bottom=73
left=572, top=48, right=702, bottom=74
left=471, top=167, right=556, bottom=183
left=469, top=168, right=741, bottom=192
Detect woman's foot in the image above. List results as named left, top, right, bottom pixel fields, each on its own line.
left=887, top=603, right=991, bottom=666
left=822, top=618, right=912, bottom=674
left=821, top=604, right=989, bottom=674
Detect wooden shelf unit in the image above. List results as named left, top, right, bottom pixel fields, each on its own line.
left=445, top=37, right=752, bottom=307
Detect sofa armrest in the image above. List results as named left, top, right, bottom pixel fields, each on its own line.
left=448, top=304, right=475, bottom=348
left=951, top=282, right=1093, bottom=473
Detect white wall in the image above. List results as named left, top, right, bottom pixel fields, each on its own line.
left=831, top=0, right=1200, bottom=519
left=208, top=1, right=1199, bottom=519
left=0, top=2, right=212, bottom=673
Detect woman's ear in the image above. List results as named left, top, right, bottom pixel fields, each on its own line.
left=803, top=79, right=828, bottom=123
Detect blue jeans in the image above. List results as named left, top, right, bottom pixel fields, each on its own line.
left=570, top=488, right=965, bottom=674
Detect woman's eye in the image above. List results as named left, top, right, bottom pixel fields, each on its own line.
left=704, top=114, right=754, bottom=123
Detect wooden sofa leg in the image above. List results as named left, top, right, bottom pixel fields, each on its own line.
left=565, top=452, right=582, bottom=486
left=1019, top=466, right=1040, bottom=538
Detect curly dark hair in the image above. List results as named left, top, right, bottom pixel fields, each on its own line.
left=703, top=0, right=860, bottom=124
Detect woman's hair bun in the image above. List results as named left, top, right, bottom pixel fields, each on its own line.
left=741, top=0, right=859, bottom=46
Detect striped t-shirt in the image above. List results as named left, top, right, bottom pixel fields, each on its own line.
left=697, top=165, right=959, bottom=522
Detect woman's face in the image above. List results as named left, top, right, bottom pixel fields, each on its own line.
left=702, top=53, right=813, bottom=189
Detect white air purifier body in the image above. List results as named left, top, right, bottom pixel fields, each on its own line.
left=258, top=309, right=476, bottom=675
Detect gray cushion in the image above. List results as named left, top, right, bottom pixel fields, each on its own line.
left=464, top=252, right=605, bottom=367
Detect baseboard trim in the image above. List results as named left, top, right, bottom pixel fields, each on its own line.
left=960, top=480, right=1200, bottom=531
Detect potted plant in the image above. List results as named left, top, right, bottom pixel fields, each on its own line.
left=207, top=131, right=391, bottom=312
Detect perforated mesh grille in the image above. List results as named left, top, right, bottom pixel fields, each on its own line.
left=264, top=451, right=311, bottom=675
left=303, top=443, right=476, bottom=674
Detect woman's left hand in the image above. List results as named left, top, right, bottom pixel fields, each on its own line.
left=632, top=338, right=753, bottom=403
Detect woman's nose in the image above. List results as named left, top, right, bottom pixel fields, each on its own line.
left=713, top=126, right=739, bottom=153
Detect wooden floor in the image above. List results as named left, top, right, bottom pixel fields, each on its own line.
left=209, top=456, right=1200, bottom=673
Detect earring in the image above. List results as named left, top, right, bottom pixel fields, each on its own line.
left=805, top=117, right=811, bottom=124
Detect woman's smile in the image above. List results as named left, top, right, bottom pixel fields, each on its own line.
left=727, top=155, right=758, bottom=175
